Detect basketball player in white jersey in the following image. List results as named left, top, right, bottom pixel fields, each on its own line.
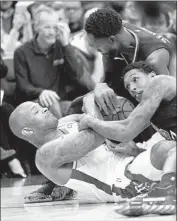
left=9, top=99, right=174, bottom=208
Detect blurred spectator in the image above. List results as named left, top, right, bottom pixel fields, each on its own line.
left=51, top=1, right=69, bottom=23
left=1, top=1, right=33, bottom=57
left=0, top=56, right=26, bottom=178
left=106, top=1, right=126, bottom=17
left=122, top=1, right=143, bottom=26
left=141, top=3, right=171, bottom=33
left=138, top=2, right=176, bottom=77
left=168, top=9, right=176, bottom=34
left=70, top=8, right=104, bottom=86
left=82, top=1, right=105, bottom=12
left=64, top=1, right=84, bottom=34
left=0, top=1, right=17, bottom=34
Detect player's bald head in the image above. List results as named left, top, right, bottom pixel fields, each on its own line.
left=9, top=101, right=36, bottom=139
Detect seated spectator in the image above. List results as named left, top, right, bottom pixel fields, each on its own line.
left=0, top=56, right=26, bottom=178
left=64, top=1, right=84, bottom=34
left=14, top=5, right=88, bottom=119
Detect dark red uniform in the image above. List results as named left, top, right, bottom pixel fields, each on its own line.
left=104, top=23, right=172, bottom=104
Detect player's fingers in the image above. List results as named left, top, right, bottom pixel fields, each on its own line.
left=44, top=95, right=52, bottom=107
left=104, top=95, right=115, bottom=114
left=48, top=94, right=58, bottom=106
left=42, top=98, right=49, bottom=107
left=39, top=97, right=45, bottom=107
left=99, top=98, right=109, bottom=115
left=51, top=92, right=60, bottom=100
left=109, top=93, right=120, bottom=112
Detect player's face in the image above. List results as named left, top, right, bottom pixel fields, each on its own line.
left=86, top=33, right=120, bottom=58
left=29, top=103, right=58, bottom=131
left=124, top=69, right=153, bottom=102
left=37, top=12, right=58, bottom=45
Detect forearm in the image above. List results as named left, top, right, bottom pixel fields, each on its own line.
left=83, top=92, right=103, bottom=119
left=37, top=129, right=104, bottom=168
left=88, top=118, right=134, bottom=142
left=91, top=53, right=104, bottom=84
left=63, top=44, right=95, bottom=91
left=79, top=71, right=95, bottom=91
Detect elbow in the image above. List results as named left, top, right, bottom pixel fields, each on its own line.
left=35, top=149, right=49, bottom=174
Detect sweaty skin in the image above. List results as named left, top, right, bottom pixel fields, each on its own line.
left=79, top=75, right=176, bottom=142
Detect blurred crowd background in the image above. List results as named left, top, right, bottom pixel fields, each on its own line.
left=0, top=1, right=176, bottom=178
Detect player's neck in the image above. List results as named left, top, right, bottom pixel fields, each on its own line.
left=44, top=129, right=63, bottom=144
left=124, top=28, right=136, bottom=47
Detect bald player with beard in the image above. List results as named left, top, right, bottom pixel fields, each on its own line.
left=9, top=97, right=175, bottom=212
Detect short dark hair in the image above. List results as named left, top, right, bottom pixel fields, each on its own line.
left=85, top=7, right=122, bottom=37
left=122, top=61, right=155, bottom=79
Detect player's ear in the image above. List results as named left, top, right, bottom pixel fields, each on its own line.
left=22, top=127, right=33, bottom=136
left=149, top=71, right=156, bottom=78
left=108, top=35, right=116, bottom=44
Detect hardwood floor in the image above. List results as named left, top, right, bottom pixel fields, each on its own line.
left=1, top=175, right=175, bottom=221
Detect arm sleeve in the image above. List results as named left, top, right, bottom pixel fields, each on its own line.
left=14, top=48, right=43, bottom=99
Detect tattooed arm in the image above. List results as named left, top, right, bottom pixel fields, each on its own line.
left=79, top=76, right=170, bottom=142
left=35, top=129, right=104, bottom=185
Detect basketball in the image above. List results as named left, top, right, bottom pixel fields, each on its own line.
left=101, top=97, right=135, bottom=121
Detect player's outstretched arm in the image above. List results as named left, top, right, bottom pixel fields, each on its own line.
left=79, top=77, right=169, bottom=142
left=35, top=129, right=104, bottom=184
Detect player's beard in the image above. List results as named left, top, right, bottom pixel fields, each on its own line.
left=108, top=48, right=119, bottom=59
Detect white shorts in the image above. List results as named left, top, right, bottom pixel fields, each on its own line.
left=128, top=132, right=165, bottom=181
left=58, top=122, right=165, bottom=202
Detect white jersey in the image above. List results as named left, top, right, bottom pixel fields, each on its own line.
left=58, top=121, right=134, bottom=202
left=57, top=122, right=163, bottom=203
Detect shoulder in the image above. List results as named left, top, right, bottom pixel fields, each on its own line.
left=14, top=39, right=33, bottom=55
left=144, top=76, right=172, bottom=98
left=146, top=48, right=169, bottom=60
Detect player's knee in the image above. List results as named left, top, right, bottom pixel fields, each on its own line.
left=167, top=145, right=176, bottom=157
left=150, top=140, right=175, bottom=170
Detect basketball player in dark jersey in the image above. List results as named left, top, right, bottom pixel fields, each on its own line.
left=79, top=61, right=176, bottom=206
left=84, top=7, right=173, bottom=114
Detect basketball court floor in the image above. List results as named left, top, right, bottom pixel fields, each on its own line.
left=1, top=175, right=175, bottom=221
